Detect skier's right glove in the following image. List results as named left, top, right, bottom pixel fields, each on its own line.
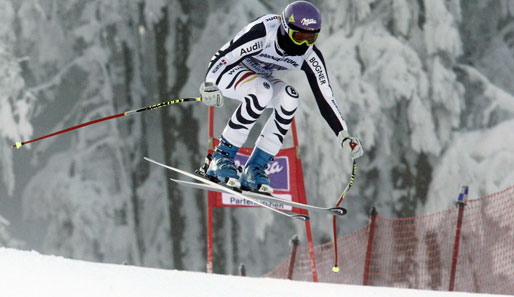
left=199, top=82, right=224, bottom=107
left=338, top=130, right=364, bottom=159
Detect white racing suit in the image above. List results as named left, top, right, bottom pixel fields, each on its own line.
left=205, top=14, right=348, bottom=155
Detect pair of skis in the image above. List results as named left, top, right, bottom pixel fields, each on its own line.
left=144, top=157, right=348, bottom=221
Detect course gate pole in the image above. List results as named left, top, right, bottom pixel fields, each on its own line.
left=363, top=206, right=378, bottom=285
left=449, top=185, right=469, bottom=291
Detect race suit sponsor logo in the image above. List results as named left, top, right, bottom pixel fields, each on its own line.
left=240, top=41, right=263, bottom=55
left=250, top=53, right=300, bottom=68
left=243, top=58, right=273, bottom=75
left=309, top=57, right=327, bottom=85
left=228, top=65, right=246, bottom=75
left=331, top=99, right=343, bottom=116
left=212, top=61, right=224, bottom=73
left=283, top=57, right=299, bottom=67
left=285, top=85, right=299, bottom=98
left=259, top=53, right=281, bottom=62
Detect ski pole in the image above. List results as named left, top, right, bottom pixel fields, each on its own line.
left=332, top=160, right=357, bottom=273
left=12, top=96, right=202, bottom=149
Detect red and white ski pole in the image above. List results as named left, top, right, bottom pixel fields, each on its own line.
left=11, top=96, right=202, bottom=149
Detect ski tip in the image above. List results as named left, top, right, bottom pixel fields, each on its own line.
left=292, top=214, right=310, bottom=221
left=329, top=207, right=347, bottom=216
left=144, top=157, right=158, bottom=164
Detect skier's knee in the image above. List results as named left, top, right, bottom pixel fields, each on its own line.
left=282, top=85, right=300, bottom=112
left=245, top=78, right=274, bottom=106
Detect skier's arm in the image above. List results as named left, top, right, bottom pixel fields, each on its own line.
left=301, top=46, right=348, bottom=135
left=302, top=46, right=363, bottom=159
left=205, top=21, right=267, bottom=85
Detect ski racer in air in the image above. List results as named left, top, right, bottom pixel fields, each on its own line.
left=199, top=1, right=363, bottom=194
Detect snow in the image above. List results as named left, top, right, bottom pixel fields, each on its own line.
left=423, top=0, right=462, bottom=57
left=0, top=248, right=501, bottom=297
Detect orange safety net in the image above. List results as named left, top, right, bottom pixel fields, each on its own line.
left=265, top=186, right=514, bottom=295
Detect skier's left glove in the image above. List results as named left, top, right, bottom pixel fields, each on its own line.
left=200, top=82, right=224, bottom=107
left=338, top=130, right=364, bottom=159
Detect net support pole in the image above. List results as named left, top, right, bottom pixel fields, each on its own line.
left=239, top=264, right=246, bottom=276
left=363, top=206, right=378, bottom=285
left=287, top=235, right=300, bottom=280
left=449, top=185, right=469, bottom=291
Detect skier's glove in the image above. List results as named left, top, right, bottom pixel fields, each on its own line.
left=338, top=130, right=364, bottom=159
left=200, top=82, right=224, bottom=107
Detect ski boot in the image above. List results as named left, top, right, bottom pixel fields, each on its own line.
left=195, top=154, right=213, bottom=177
left=205, top=137, right=241, bottom=188
left=240, top=147, right=274, bottom=194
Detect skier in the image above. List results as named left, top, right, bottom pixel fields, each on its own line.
left=199, top=1, right=363, bottom=194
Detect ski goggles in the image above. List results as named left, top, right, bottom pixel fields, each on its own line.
left=287, top=28, right=319, bottom=46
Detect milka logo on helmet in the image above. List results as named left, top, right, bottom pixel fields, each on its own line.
left=301, top=18, right=317, bottom=26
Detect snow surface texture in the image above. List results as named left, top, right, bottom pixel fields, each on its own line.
left=0, top=248, right=503, bottom=297
left=1, top=0, right=514, bottom=276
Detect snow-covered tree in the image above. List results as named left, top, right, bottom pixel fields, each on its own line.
left=0, top=215, right=23, bottom=248
left=17, top=0, right=171, bottom=266
left=0, top=0, right=35, bottom=196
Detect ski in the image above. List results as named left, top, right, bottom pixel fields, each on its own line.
left=144, top=157, right=310, bottom=221
left=170, top=177, right=347, bottom=217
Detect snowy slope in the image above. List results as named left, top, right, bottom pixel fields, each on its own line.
left=0, top=248, right=502, bottom=297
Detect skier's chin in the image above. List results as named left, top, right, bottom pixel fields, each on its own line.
left=277, top=32, right=309, bottom=56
